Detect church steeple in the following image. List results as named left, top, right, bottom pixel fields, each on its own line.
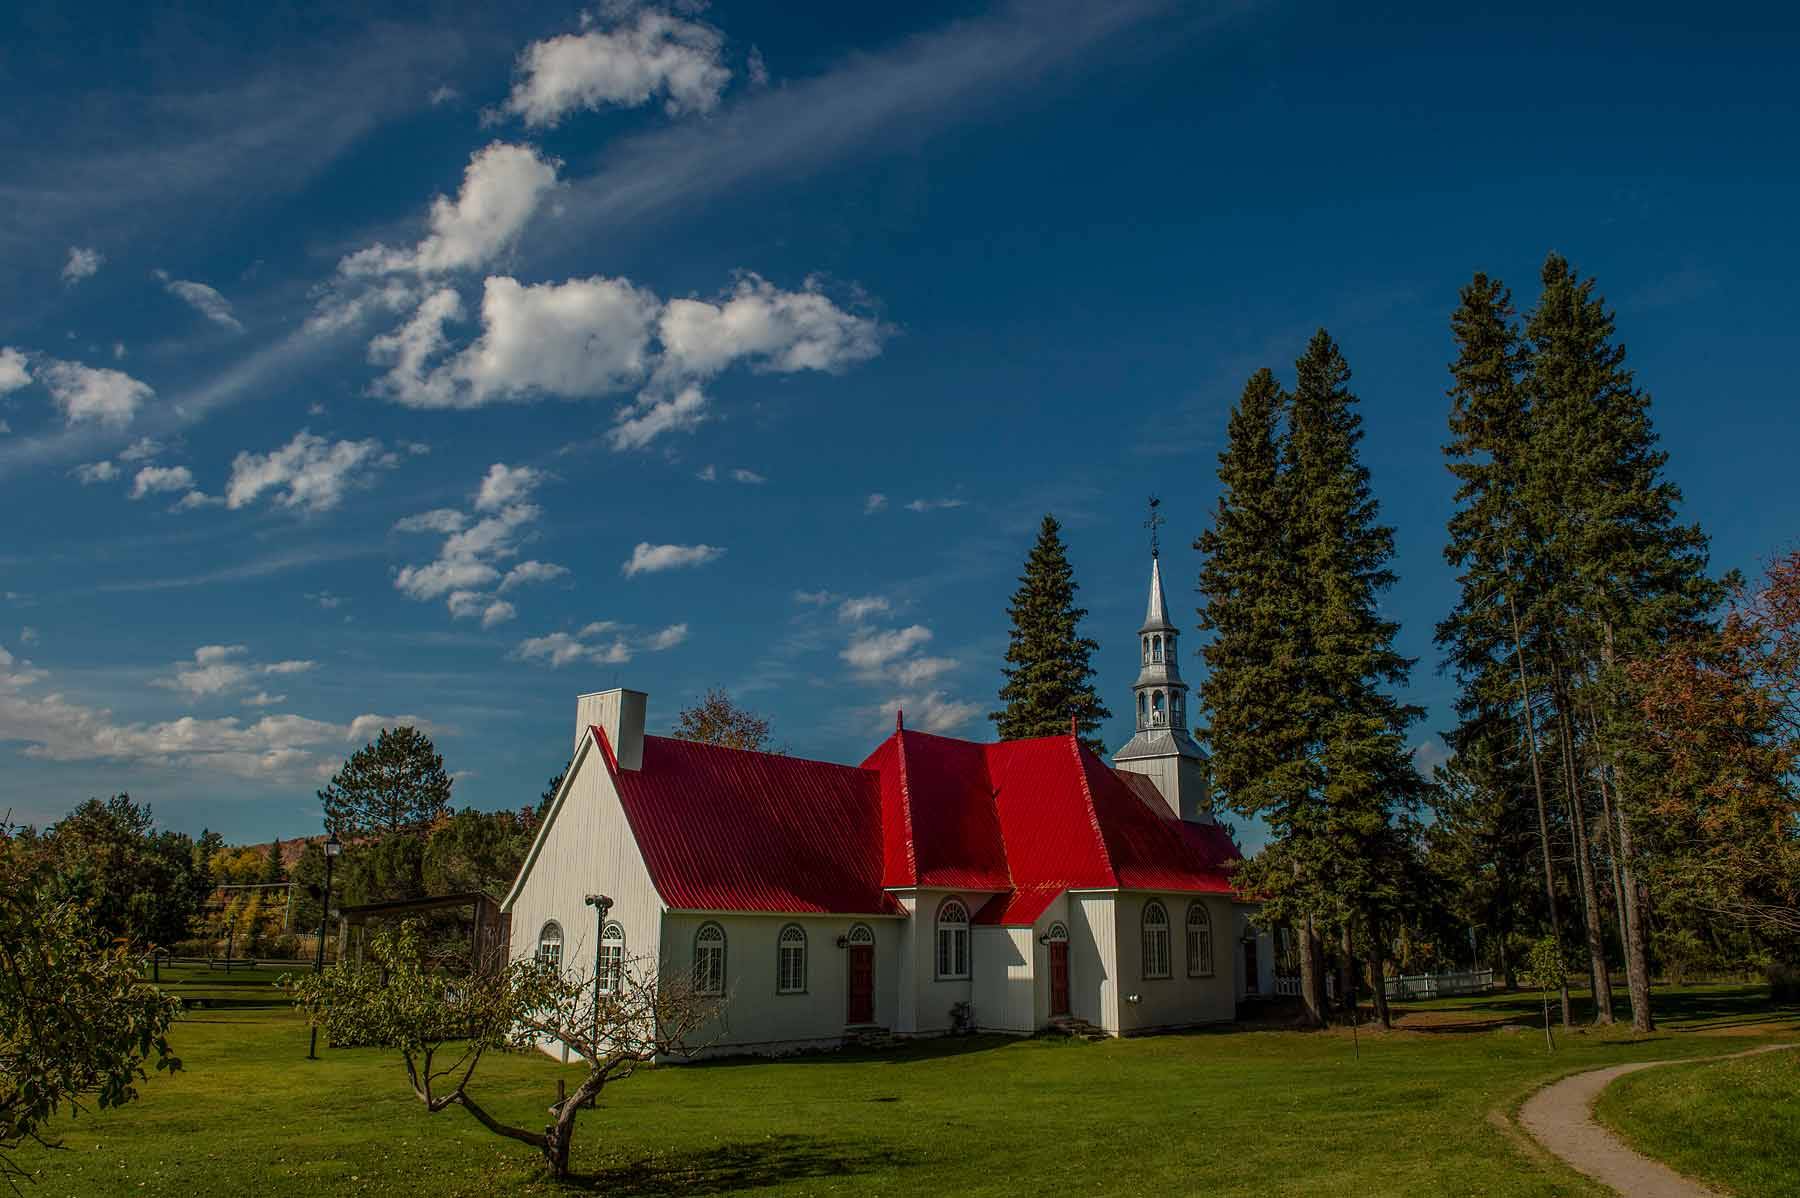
left=1113, top=500, right=1212, bottom=823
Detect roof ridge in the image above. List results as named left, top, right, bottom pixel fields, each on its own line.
left=641, top=732, right=876, bottom=773
left=1066, top=733, right=1119, bottom=885
left=892, top=728, right=919, bottom=882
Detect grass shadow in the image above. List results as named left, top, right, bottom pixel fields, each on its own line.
left=565, top=1134, right=914, bottom=1195
left=692, top=1034, right=1014, bottom=1069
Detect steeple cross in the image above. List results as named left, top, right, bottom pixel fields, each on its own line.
left=1144, top=495, right=1164, bottom=558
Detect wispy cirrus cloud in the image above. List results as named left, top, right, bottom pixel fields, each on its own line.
left=157, top=271, right=244, bottom=332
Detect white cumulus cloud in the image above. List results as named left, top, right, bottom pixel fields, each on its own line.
left=503, top=7, right=731, bottom=127
left=129, top=465, right=195, bottom=499
left=41, top=360, right=153, bottom=427
left=61, top=247, right=103, bottom=285
left=498, top=560, right=569, bottom=592
left=864, top=493, right=887, bottom=514
left=475, top=462, right=546, bottom=511
left=340, top=142, right=561, bottom=279
left=621, top=542, right=724, bottom=578
left=0, top=348, right=30, bottom=394
left=72, top=460, right=119, bottom=484
left=158, top=644, right=317, bottom=699
left=842, top=624, right=932, bottom=672
left=514, top=619, right=687, bottom=668
left=226, top=430, right=399, bottom=513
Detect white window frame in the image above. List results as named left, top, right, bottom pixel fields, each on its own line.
left=694, top=922, right=727, bottom=996
left=935, top=898, right=970, bottom=980
left=1142, top=901, right=1171, bottom=980
left=1186, top=902, right=1214, bottom=978
left=599, top=921, right=626, bottom=994
left=777, top=923, right=808, bottom=994
left=536, top=921, right=563, bottom=969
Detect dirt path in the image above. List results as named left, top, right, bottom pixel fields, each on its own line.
left=1517, top=1043, right=1798, bottom=1197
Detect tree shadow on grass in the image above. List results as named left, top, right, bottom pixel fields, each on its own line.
left=691, top=1034, right=1012, bottom=1069
left=564, top=1135, right=915, bottom=1195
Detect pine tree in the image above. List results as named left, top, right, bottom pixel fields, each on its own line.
left=991, top=514, right=1112, bottom=754
left=1197, top=368, right=1299, bottom=818
left=319, top=726, right=454, bottom=839
left=1436, top=272, right=1573, bottom=1026
left=1285, top=328, right=1425, bottom=1023
left=260, top=839, right=286, bottom=885
left=1524, top=252, right=1724, bottom=1031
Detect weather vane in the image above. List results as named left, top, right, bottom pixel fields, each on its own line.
left=1145, top=495, right=1164, bottom=558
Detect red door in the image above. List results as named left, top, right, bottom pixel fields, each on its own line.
left=1049, top=942, right=1070, bottom=1017
left=848, top=944, right=874, bottom=1025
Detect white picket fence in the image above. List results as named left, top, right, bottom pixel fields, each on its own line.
left=1385, top=968, right=1495, bottom=1000
left=1272, top=968, right=1495, bottom=1001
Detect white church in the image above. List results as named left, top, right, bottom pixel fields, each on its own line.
left=502, top=552, right=1275, bottom=1055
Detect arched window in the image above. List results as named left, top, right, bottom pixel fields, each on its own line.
left=1172, top=691, right=1184, bottom=727
left=777, top=924, right=807, bottom=994
left=1138, top=692, right=1148, bottom=725
left=935, top=898, right=970, bottom=980
left=1152, top=636, right=1163, bottom=663
left=536, top=921, right=563, bottom=969
left=1152, top=690, right=1166, bottom=726
left=694, top=922, right=727, bottom=995
left=847, top=923, right=874, bottom=946
left=1141, top=636, right=1150, bottom=665
left=1044, top=921, right=1069, bottom=942
left=599, top=922, right=626, bottom=993
left=1186, top=902, right=1213, bottom=977
left=1142, top=901, right=1171, bottom=979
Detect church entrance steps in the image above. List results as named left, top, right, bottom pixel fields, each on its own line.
left=1043, top=1016, right=1110, bottom=1042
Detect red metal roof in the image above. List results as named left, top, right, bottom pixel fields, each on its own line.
left=586, top=723, right=1239, bottom=923
left=592, top=728, right=903, bottom=916
left=861, top=729, right=1010, bottom=892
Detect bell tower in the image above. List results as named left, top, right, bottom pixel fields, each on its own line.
left=1113, top=498, right=1212, bottom=823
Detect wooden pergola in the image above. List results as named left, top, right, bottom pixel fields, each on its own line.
left=335, top=891, right=510, bottom=973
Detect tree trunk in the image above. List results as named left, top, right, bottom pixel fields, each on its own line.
left=1339, top=923, right=1356, bottom=1015
left=1297, top=915, right=1326, bottom=1028
left=1508, top=592, right=1571, bottom=1027
left=1600, top=622, right=1655, bottom=1033
left=1552, top=672, right=1614, bottom=1025
left=1367, top=915, right=1393, bottom=1029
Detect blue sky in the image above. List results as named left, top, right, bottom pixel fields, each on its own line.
left=2, top=0, right=1796, bottom=847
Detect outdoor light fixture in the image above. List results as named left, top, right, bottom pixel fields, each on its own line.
left=835, top=935, right=849, bottom=949
left=1037, top=933, right=1051, bottom=945
left=307, top=830, right=344, bottom=1061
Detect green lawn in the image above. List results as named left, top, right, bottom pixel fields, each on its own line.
left=1595, top=1046, right=1800, bottom=1198
left=13, top=973, right=1798, bottom=1197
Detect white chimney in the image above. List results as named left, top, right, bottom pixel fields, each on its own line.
left=574, top=688, right=646, bottom=771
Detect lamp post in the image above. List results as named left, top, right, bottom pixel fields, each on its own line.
left=307, top=831, right=343, bottom=1061
left=583, top=894, right=612, bottom=1103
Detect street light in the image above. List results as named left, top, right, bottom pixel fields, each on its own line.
left=584, top=894, right=613, bottom=1103
left=307, top=831, right=343, bottom=1061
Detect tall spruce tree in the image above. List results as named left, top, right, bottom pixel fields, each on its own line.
left=1196, top=369, right=1327, bottom=1022
left=1524, top=252, right=1723, bottom=1031
left=991, top=514, right=1111, bottom=754
left=1283, top=328, right=1426, bottom=1022
left=1198, top=339, right=1423, bottom=1028
left=1436, top=272, right=1573, bottom=1026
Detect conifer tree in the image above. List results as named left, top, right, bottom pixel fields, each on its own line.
left=1524, top=252, right=1723, bottom=1030
left=319, top=726, right=454, bottom=839
left=1283, top=328, right=1425, bottom=1022
left=1196, top=369, right=1325, bottom=1022
left=1197, top=369, right=1297, bottom=818
left=991, top=514, right=1111, bottom=754
left=1436, top=272, right=1572, bottom=1026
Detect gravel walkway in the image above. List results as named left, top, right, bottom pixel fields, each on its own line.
left=1518, top=1043, right=1798, bottom=1197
